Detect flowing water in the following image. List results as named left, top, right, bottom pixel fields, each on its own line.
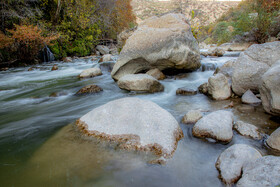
left=0, top=54, right=279, bottom=187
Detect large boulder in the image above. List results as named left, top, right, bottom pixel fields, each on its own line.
left=79, top=68, right=102, bottom=78
left=266, top=127, right=280, bottom=151
left=111, top=13, right=201, bottom=81
left=214, top=59, right=235, bottom=83
left=76, top=97, right=184, bottom=158
left=216, top=144, right=262, bottom=184
left=208, top=73, right=231, bottom=100
left=260, top=62, right=280, bottom=115
left=192, top=110, right=234, bottom=143
left=237, top=156, right=280, bottom=187
left=117, top=74, right=164, bottom=93
left=232, top=41, right=280, bottom=96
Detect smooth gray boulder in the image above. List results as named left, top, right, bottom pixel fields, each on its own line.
left=234, top=121, right=262, bottom=140
left=182, top=110, right=203, bottom=124
left=219, top=42, right=252, bottom=51
left=96, top=45, right=110, bottom=55
left=266, top=127, right=280, bottom=151
left=76, top=97, right=183, bottom=158
left=208, top=73, right=231, bottom=100
left=214, top=59, right=235, bottom=82
left=260, top=62, right=280, bottom=115
left=237, top=156, right=280, bottom=187
left=192, top=110, right=234, bottom=142
left=232, top=41, right=280, bottom=96
left=111, top=13, right=201, bottom=81
left=146, top=68, right=166, bottom=80
left=117, top=74, right=164, bottom=93
left=241, top=90, right=261, bottom=105
left=79, top=68, right=102, bottom=78
left=216, top=144, right=262, bottom=184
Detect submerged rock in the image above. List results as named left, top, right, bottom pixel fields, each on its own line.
left=237, top=156, right=280, bottom=187
left=182, top=110, right=203, bottom=124
left=233, top=121, right=262, bottom=140
left=176, top=87, right=197, bottom=95
left=216, top=144, right=262, bottom=184
left=260, top=62, right=280, bottom=116
left=76, top=97, right=184, bottom=158
left=232, top=41, right=280, bottom=96
left=79, top=68, right=102, bottom=78
left=111, top=13, right=201, bottom=81
left=241, top=90, right=261, bottom=105
left=266, top=127, right=280, bottom=151
left=75, top=85, right=103, bottom=95
left=192, top=110, right=234, bottom=143
left=208, top=74, right=231, bottom=100
left=146, top=68, right=166, bottom=80
left=236, top=105, right=255, bottom=113
left=117, top=74, right=164, bottom=93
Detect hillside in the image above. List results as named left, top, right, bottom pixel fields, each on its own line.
left=132, top=0, right=240, bottom=26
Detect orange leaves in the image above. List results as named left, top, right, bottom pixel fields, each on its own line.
left=0, top=32, right=13, bottom=49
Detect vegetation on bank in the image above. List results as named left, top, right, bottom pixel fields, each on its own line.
left=193, top=0, right=280, bottom=45
left=0, top=0, right=136, bottom=67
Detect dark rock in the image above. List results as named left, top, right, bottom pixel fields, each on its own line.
left=75, top=85, right=103, bottom=95
left=176, top=87, right=197, bottom=95
left=198, top=83, right=208, bottom=95
left=51, top=64, right=58, bottom=71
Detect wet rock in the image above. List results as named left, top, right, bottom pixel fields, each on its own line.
left=79, top=68, right=102, bottom=78
left=266, top=127, right=280, bottom=151
left=236, top=105, right=255, bottom=113
left=117, top=74, right=164, bottom=93
left=176, top=87, right=197, bottom=95
left=234, top=121, right=262, bottom=140
left=111, top=13, right=201, bottom=81
left=63, top=57, right=72, bottom=62
left=146, top=68, right=166, bottom=80
left=76, top=97, right=184, bottom=158
left=216, top=144, right=262, bottom=184
left=208, top=74, right=231, bottom=100
left=200, top=51, right=209, bottom=57
left=237, top=156, right=280, bottom=187
left=98, top=54, right=113, bottom=63
left=51, top=64, right=58, bottom=71
left=198, top=83, right=208, bottom=95
left=192, top=110, right=234, bottom=143
left=117, top=27, right=137, bottom=50
left=99, top=62, right=115, bottom=72
left=219, top=43, right=252, bottom=51
left=75, top=85, right=103, bottom=95
left=0, top=67, right=9, bottom=71
left=232, top=41, right=280, bottom=96
left=96, top=45, right=110, bottom=55
left=260, top=62, right=280, bottom=116
left=241, top=90, right=261, bottom=105
left=182, top=110, right=203, bottom=124
left=209, top=47, right=225, bottom=57
left=28, top=67, right=35, bottom=71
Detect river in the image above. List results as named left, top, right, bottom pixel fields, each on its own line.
left=0, top=53, right=279, bottom=186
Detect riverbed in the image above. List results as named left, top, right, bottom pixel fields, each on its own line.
left=0, top=53, right=279, bottom=186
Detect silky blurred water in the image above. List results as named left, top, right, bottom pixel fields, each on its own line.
left=0, top=54, right=278, bottom=187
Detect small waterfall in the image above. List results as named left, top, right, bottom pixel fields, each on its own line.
left=40, top=45, right=55, bottom=62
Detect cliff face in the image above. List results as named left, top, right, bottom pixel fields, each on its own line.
left=132, top=0, right=240, bottom=26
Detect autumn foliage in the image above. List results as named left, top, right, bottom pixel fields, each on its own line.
left=0, top=25, right=58, bottom=62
